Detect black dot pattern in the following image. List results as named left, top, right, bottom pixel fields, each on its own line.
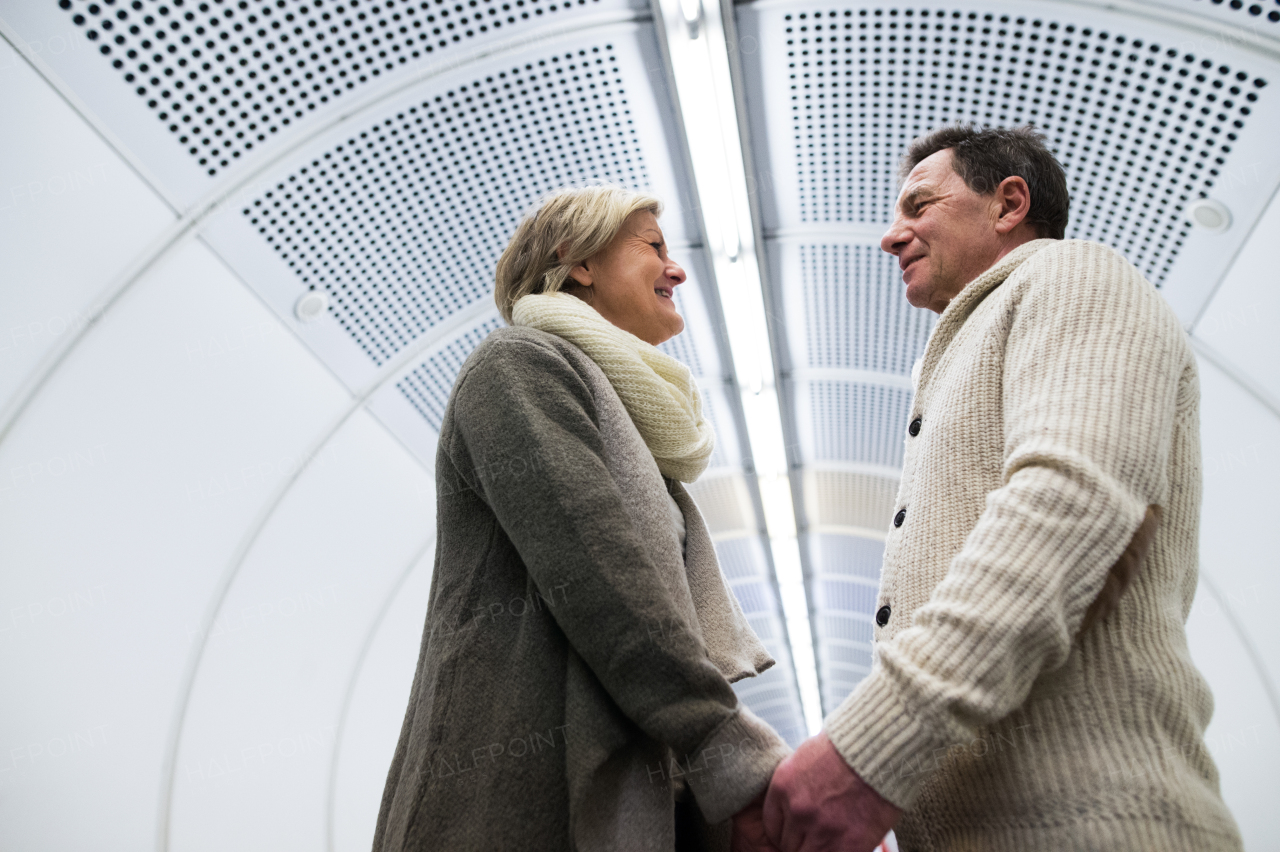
left=59, top=0, right=603, bottom=176
left=786, top=7, right=1270, bottom=284
left=396, top=318, right=500, bottom=430
left=801, top=244, right=934, bottom=374
left=1180, top=0, right=1280, bottom=25
left=244, top=45, right=649, bottom=367
left=810, top=382, right=915, bottom=466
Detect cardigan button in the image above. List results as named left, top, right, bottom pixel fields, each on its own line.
left=875, top=605, right=891, bottom=627
left=893, top=508, right=906, bottom=528
left=908, top=417, right=922, bottom=437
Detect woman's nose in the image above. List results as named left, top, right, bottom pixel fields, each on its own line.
left=666, top=258, right=687, bottom=285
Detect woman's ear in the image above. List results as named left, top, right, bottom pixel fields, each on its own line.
left=567, top=259, right=594, bottom=288
left=558, top=242, right=594, bottom=288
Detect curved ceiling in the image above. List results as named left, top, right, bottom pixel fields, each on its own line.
left=0, top=0, right=1277, bottom=849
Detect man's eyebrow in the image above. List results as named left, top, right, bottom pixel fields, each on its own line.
left=898, top=186, right=936, bottom=213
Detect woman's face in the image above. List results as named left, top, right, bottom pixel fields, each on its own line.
left=567, top=210, right=687, bottom=346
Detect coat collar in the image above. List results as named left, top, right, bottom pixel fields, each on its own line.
left=914, top=238, right=1057, bottom=394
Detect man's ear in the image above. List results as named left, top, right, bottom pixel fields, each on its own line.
left=994, top=175, right=1032, bottom=234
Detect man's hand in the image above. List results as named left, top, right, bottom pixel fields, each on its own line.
left=732, top=792, right=780, bottom=852
left=762, top=733, right=901, bottom=852
left=1080, top=504, right=1162, bottom=633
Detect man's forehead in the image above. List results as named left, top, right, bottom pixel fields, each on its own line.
left=898, top=149, right=956, bottom=199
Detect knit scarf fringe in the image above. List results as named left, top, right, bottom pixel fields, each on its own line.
left=511, top=292, right=714, bottom=483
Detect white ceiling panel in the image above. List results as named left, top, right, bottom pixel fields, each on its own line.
left=1195, top=352, right=1280, bottom=693
left=331, top=550, right=434, bottom=852
left=1185, top=576, right=1280, bottom=852
left=0, top=237, right=349, bottom=852
left=1193, top=183, right=1280, bottom=403
left=0, top=35, right=174, bottom=415
left=168, top=407, right=433, bottom=852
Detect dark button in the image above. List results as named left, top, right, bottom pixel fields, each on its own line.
left=893, top=508, right=906, bottom=528
left=876, top=605, right=891, bottom=627
left=908, top=417, right=922, bottom=437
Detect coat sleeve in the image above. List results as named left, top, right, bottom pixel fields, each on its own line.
left=825, top=242, right=1186, bottom=808
left=445, top=334, right=787, bottom=822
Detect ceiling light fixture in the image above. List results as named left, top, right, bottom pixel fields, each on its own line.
left=653, top=0, right=823, bottom=736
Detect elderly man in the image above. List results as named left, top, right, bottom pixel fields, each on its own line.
left=760, top=126, right=1243, bottom=851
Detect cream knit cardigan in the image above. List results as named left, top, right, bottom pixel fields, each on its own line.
left=827, top=240, right=1242, bottom=850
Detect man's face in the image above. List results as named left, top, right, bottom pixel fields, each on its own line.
left=880, top=149, right=1009, bottom=314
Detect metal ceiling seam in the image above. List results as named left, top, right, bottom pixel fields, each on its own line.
left=1189, top=179, right=1280, bottom=333
left=154, top=295, right=495, bottom=852
left=0, top=8, right=648, bottom=454
left=791, top=367, right=914, bottom=390
left=1189, top=336, right=1280, bottom=420
left=0, top=16, right=176, bottom=215
left=767, top=225, right=889, bottom=245
left=737, top=0, right=1280, bottom=62
left=1197, top=569, right=1280, bottom=731
left=324, top=533, right=437, bottom=852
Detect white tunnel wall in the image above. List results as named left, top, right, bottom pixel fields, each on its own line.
left=1, top=0, right=1279, bottom=849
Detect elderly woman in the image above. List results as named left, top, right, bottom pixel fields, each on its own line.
left=372, top=185, right=790, bottom=852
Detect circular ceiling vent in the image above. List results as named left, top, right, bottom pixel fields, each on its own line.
left=294, top=288, right=330, bottom=319
left=1185, top=196, right=1232, bottom=231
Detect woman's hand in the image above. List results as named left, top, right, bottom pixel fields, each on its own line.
left=732, top=791, right=780, bottom=852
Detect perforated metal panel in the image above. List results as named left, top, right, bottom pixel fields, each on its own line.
left=813, top=532, right=884, bottom=580
left=686, top=472, right=756, bottom=535
left=244, top=43, right=650, bottom=365
left=806, top=469, right=899, bottom=529
left=395, top=316, right=500, bottom=429
left=799, top=243, right=934, bottom=372
left=56, top=0, right=616, bottom=176
left=807, top=381, right=914, bottom=465
left=780, top=7, right=1269, bottom=284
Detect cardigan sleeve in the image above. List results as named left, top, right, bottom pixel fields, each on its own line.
left=445, top=334, right=786, bottom=822
left=825, top=241, right=1186, bottom=808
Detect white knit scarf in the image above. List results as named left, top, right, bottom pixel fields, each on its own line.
left=511, top=292, right=714, bottom=483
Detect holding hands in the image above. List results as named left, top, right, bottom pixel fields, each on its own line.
left=732, top=733, right=901, bottom=852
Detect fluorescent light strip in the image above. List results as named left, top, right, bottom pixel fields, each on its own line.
left=653, top=0, right=824, bottom=736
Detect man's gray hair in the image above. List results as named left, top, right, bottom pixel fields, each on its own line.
left=900, top=125, right=1070, bottom=240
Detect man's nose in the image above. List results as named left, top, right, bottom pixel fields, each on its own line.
left=881, top=217, right=908, bottom=256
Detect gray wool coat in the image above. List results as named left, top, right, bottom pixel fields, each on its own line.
left=372, top=326, right=790, bottom=852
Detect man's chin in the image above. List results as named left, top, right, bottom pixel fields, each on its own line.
left=903, top=282, right=931, bottom=309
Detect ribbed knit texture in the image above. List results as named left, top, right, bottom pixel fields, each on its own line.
left=512, top=292, right=715, bottom=482
left=826, top=240, right=1242, bottom=850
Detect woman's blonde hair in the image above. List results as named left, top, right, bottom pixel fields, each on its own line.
left=494, top=184, right=663, bottom=323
